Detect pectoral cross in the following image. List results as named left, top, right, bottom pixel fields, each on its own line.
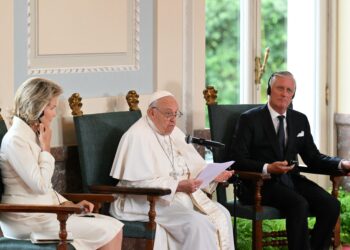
left=169, top=171, right=179, bottom=180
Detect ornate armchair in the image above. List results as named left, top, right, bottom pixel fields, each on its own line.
left=69, top=92, right=171, bottom=250
left=204, top=87, right=345, bottom=250
left=0, top=109, right=83, bottom=250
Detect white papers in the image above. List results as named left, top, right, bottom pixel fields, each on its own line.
left=196, top=161, right=234, bottom=188
left=30, top=231, right=73, bottom=244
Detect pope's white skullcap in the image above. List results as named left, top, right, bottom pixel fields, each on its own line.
left=148, top=90, right=174, bottom=106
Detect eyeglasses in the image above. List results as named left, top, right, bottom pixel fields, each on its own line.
left=153, top=107, right=183, bottom=119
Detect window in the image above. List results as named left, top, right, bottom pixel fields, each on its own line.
left=205, top=0, right=240, bottom=105
left=260, top=0, right=288, bottom=103
left=205, top=0, right=327, bottom=148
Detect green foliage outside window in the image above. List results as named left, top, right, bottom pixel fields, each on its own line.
left=260, top=0, right=288, bottom=103
left=205, top=0, right=288, bottom=106
left=206, top=0, right=240, bottom=105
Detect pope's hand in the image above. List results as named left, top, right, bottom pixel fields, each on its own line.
left=214, top=170, right=235, bottom=182
left=176, top=179, right=203, bottom=193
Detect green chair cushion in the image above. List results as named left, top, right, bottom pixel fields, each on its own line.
left=224, top=200, right=283, bottom=220
left=74, top=110, right=159, bottom=241
left=0, top=237, right=75, bottom=250
left=121, top=221, right=156, bottom=240
left=74, top=111, right=142, bottom=192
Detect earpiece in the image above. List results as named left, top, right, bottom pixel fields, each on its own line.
left=38, top=111, right=44, bottom=123
left=266, top=73, right=275, bottom=96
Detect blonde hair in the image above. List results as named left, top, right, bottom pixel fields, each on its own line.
left=13, top=77, right=62, bottom=125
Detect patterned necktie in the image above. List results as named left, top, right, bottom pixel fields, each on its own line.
left=277, top=115, right=294, bottom=188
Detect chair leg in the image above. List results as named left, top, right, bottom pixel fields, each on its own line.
left=252, top=220, right=263, bottom=250
left=146, top=239, right=154, bottom=250
left=333, top=216, right=341, bottom=249
left=330, top=176, right=341, bottom=249
left=146, top=196, right=156, bottom=250
left=57, top=213, right=69, bottom=250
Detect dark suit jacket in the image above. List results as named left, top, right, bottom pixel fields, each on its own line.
left=231, top=105, right=341, bottom=178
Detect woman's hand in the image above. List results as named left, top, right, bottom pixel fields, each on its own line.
left=60, top=200, right=94, bottom=213
left=76, top=200, right=94, bottom=213
left=38, top=123, right=52, bottom=152
left=176, top=179, right=203, bottom=193
left=214, top=170, right=235, bottom=182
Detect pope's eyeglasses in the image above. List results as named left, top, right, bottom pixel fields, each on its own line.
left=153, top=107, right=183, bottom=119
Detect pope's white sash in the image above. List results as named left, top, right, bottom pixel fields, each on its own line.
left=191, top=190, right=231, bottom=250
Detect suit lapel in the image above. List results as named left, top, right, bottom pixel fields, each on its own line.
left=261, top=105, right=282, bottom=159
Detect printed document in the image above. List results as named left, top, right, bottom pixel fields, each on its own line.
left=196, top=161, right=234, bottom=188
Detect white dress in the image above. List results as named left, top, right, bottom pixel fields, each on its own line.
left=0, top=117, right=123, bottom=250
left=110, top=116, right=234, bottom=250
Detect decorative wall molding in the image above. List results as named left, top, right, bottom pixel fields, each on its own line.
left=27, top=0, right=140, bottom=74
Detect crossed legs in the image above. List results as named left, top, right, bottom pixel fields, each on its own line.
left=261, top=176, right=340, bottom=250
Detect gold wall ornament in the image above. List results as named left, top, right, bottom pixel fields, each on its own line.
left=203, top=86, right=218, bottom=105
left=68, top=93, right=83, bottom=116
left=126, top=90, right=140, bottom=111
left=255, top=47, right=270, bottom=85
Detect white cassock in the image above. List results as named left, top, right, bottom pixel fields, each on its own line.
left=110, top=116, right=235, bottom=250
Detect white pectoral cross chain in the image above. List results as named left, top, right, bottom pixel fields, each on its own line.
left=146, top=117, right=190, bottom=181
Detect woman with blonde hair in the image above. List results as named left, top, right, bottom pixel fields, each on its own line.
left=0, top=77, right=123, bottom=250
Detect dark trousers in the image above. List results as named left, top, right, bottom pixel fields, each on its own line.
left=260, top=175, right=340, bottom=250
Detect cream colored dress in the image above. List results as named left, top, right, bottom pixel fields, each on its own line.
left=0, top=117, right=123, bottom=250
left=110, top=116, right=234, bottom=250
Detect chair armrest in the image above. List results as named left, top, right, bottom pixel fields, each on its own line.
left=0, top=203, right=83, bottom=249
left=89, top=185, right=171, bottom=196
left=234, top=171, right=271, bottom=181
left=62, top=193, right=117, bottom=203
left=0, top=204, right=82, bottom=214
left=233, top=171, right=270, bottom=212
left=298, top=165, right=346, bottom=176
left=62, top=193, right=117, bottom=213
left=89, top=185, right=171, bottom=231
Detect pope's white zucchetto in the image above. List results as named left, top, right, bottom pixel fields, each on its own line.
left=148, top=90, right=174, bottom=107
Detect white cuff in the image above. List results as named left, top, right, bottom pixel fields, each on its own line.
left=263, top=163, right=269, bottom=174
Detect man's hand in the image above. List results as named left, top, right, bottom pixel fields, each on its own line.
left=176, top=179, right=203, bottom=194
left=267, top=161, right=294, bottom=174
left=341, top=160, right=350, bottom=176
left=214, top=170, right=235, bottom=182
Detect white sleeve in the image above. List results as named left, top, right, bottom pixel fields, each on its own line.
left=262, top=163, right=269, bottom=174
left=120, top=177, right=179, bottom=204
left=5, top=135, right=54, bottom=194
left=203, top=181, right=218, bottom=194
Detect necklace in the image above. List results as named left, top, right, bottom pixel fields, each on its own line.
left=146, top=117, right=178, bottom=179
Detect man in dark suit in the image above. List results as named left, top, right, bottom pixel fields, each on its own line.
left=231, top=71, right=350, bottom=250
